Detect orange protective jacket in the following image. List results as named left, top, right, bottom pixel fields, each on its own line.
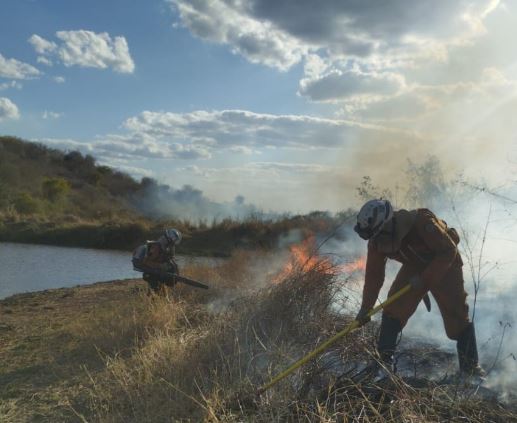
left=133, top=241, right=175, bottom=273
left=361, top=208, right=461, bottom=311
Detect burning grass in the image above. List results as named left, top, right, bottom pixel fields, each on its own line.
left=1, top=244, right=516, bottom=422
left=273, top=235, right=366, bottom=282
left=84, top=246, right=515, bottom=422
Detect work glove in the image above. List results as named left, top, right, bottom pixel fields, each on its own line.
left=409, top=274, right=424, bottom=290
left=355, top=307, right=371, bottom=326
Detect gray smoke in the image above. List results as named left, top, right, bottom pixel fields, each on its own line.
left=316, top=162, right=517, bottom=397
left=187, top=161, right=517, bottom=399
left=132, top=177, right=274, bottom=222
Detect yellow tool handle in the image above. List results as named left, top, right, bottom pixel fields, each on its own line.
left=257, top=284, right=412, bottom=394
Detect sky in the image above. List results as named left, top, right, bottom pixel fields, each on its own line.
left=1, top=0, right=517, bottom=213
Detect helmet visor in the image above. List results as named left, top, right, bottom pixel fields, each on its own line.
left=354, top=219, right=388, bottom=240
left=354, top=223, right=374, bottom=240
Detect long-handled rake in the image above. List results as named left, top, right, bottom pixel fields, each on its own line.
left=257, top=284, right=412, bottom=395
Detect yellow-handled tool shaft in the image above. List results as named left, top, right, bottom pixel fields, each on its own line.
left=257, top=284, right=412, bottom=394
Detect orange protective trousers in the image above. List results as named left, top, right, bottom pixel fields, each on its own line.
left=383, top=263, right=470, bottom=340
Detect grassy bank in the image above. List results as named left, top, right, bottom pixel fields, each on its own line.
left=1, top=251, right=515, bottom=422
left=0, top=211, right=346, bottom=256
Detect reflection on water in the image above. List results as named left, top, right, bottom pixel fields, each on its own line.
left=0, top=242, right=210, bottom=299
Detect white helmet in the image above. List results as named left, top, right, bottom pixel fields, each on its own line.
left=163, top=228, right=182, bottom=245
left=354, top=199, right=393, bottom=240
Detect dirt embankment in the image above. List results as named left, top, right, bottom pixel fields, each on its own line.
left=1, top=252, right=516, bottom=422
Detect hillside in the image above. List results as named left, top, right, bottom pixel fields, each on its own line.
left=0, top=136, right=348, bottom=254
left=0, top=136, right=144, bottom=220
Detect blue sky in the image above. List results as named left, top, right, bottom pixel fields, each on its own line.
left=0, top=1, right=317, bottom=138
left=1, top=0, right=516, bottom=212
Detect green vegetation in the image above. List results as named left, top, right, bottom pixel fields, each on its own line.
left=1, top=252, right=514, bottom=422
left=0, top=136, right=143, bottom=220
left=12, top=192, right=42, bottom=215
left=0, top=136, right=351, bottom=254
left=0, top=213, right=349, bottom=255
left=41, top=177, right=71, bottom=202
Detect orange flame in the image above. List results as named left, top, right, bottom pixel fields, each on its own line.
left=273, top=237, right=366, bottom=282
left=339, top=256, right=367, bottom=274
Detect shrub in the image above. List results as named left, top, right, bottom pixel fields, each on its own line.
left=13, top=192, right=41, bottom=214
left=42, top=177, right=70, bottom=202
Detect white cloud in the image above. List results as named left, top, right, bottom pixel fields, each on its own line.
left=36, top=138, right=94, bottom=154
left=35, top=108, right=410, bottom=165
left=170, top=142, right=212, bottom=159
left=346, top=66, right=517, bottom=124
left=40, top=132, right=212, bottom=161
left=182, top=161, right=338, bottom=180
left=299, top=67, right=406, bottom=102
left=29, top=30, right=135, bottom=73
left=0, top=97, right=20, bottom=121
left=112, top=164, right=154, bottom=178
left=94, top=133, right=172, bottom=159
left=53, top=76, right=65, bottom=83
left=169, top=0, right=307, bottom=71
left=42, top=110, right=63, bottom=119
left=229, top=145, right=257, bottom=155
left=0, top=81, right=22, bottom=91
left=122, top=109, right=404, bottom=152
left=343, top=91, right=433, bottom=122
left=29, top=34, right=58, bottom=54
left=37, top=56, right=53, bottom=66
left=250, top=161, right=335, bottom=175
left=0, top=53, right=40, bottom=79
left=169, top=0, right=502, bottom=108
left=169, top=0, right=498, bottom=70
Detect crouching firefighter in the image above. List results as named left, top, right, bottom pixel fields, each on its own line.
left=132, top=228, right=182, bottom=295
left=353, top=199, right=485, bottom=379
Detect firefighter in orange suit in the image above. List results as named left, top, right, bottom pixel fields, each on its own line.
left=353, top=199, right=484, bottom=377
left=132, top=228, right=182, bottom=294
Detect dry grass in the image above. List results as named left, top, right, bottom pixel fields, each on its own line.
left=1, top=251, right=516, bottom=422
left=0, top=279, right=153, bottom=421
left=83, top=254, right=516, bottom=422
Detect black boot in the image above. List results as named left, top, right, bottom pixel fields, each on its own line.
left=377, top=314, right=402, bottom=368
left=457, top=322, right=485, bottom=378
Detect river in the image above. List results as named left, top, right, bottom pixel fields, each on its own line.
left=0, top=242, right=211, bottom=299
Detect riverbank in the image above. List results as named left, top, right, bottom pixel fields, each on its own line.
left=1, top=252, right=515, bottom=422
left=0, top=217, right=229, bottom=256
left=0, top=211, right=343, bottom=257
left=0, top=251, right=266, bottom=421
left=0, top=278, right=146, bottom=421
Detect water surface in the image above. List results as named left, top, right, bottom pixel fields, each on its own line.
left=0, top=242, right=207, bottom=299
